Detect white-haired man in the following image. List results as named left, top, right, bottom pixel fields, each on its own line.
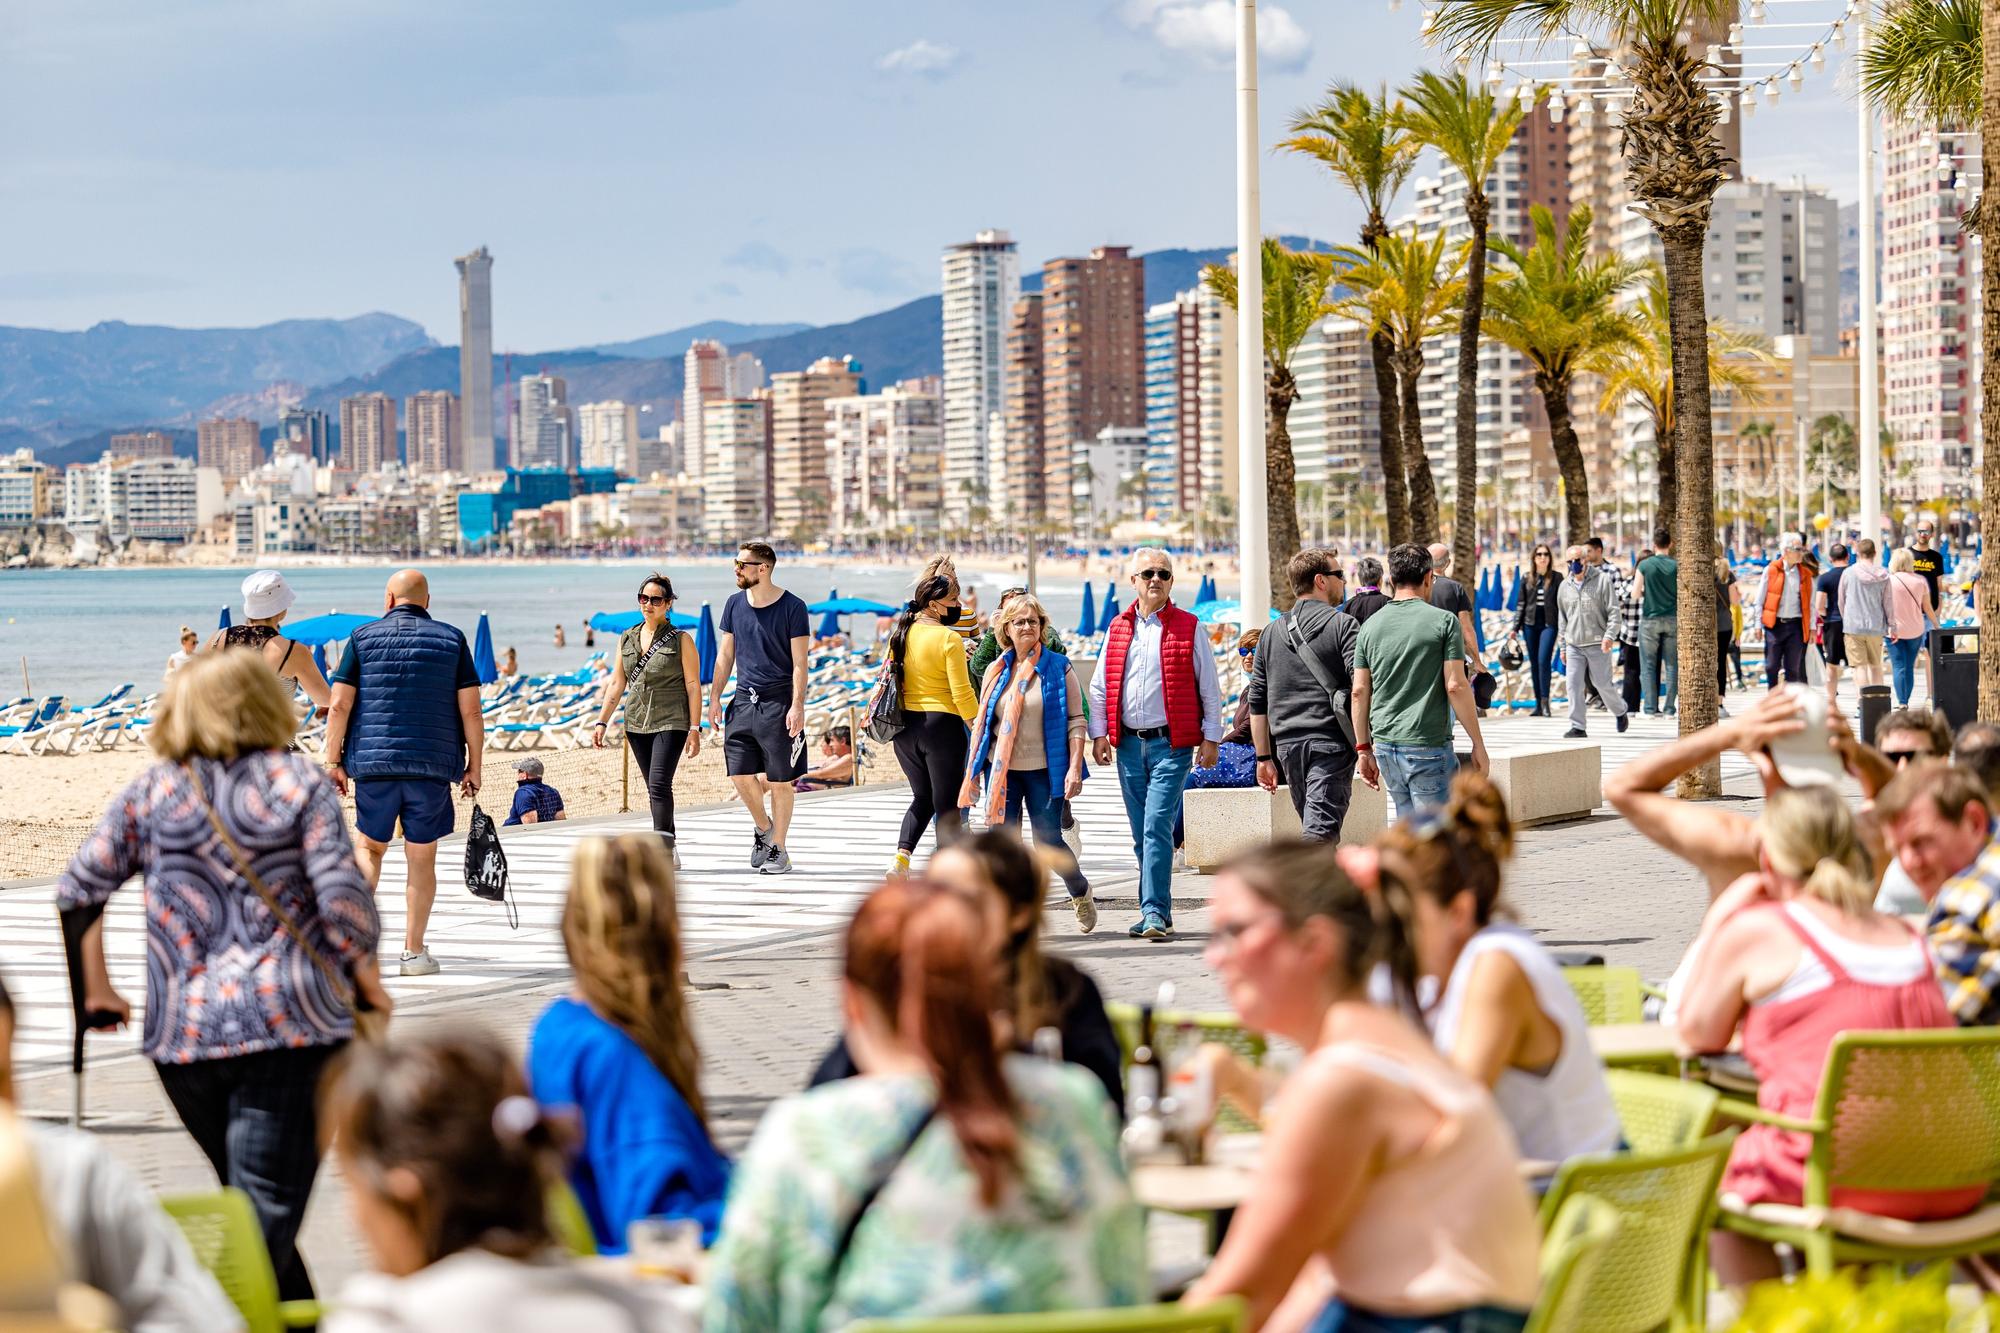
left=1753, top=533, right=1818, bottom=688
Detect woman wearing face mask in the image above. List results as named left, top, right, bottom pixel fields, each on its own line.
left=887, top=555, right=980, bottom=876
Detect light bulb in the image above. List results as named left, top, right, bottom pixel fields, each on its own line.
left=1718, top=97, right=1732, bottom=125
left=1832, top=22, right=1845, bottom=48
left=1750, top=0, right=1765, bottom=23
left=1456, top=49, right=1471, bottom=73
left=1766, top=81, right=1779, bottom=104
left=1705, top=43, right=1722, bottom=65
left=1811, top=45, right=1825, bottom=71
left=1571, top=38, right=1590, bottom=60
left=1789, top=65, right=1804, bottom=90
left=1549, top=96, right=1564, bottom=125
left=1486, top=61, right=1505, bottom=87
left=1517, top=79, right=1536, bottom=107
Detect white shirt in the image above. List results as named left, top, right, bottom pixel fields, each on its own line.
left=1086, top=607, right=1224, bottom=742
left=164, top=649, right=194, bottom=681
left=1760, top=562, right=1804, bottom=619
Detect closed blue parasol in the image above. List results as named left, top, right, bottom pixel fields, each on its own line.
left=1505, top=567, right=1523, bottom=612
left=218, top=605, right=231, bottom=630
left=1101, top=584, right=1120, bottom=624
left=1196, top=574, right=1217, bottom=605
left=471, top=612, right=498, bottom=685
left=815, top=588, right=842, bottom=639
left=285, top=612, right=376, bottom=645
left=696, top=603, right=718, bottom=684
left=1075, top=583, right=1097, bottom=637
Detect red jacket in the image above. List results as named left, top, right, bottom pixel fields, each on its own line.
left=1102, top=603, right=1205, bottom=749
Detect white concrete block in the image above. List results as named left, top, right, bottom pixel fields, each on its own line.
left=1487, top=744, right=1601, bottom=828
left=1340, top=779, right=1388, bottom=845
left=1183, top=786, right=1303, bottom=869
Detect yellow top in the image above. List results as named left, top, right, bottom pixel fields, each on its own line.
left=901, top=621, right=981, bottom=721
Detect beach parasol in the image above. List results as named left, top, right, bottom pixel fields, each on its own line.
left=589, top=609, right=698, bottom=634
left=1101, top=584, right=1120, bottom=624
left=696, top=603, right=718, bottom=685
left=1196, top=574, right=1217, bottom=605
left=1505, top=567, right=1522, bottom=612
left=815, top=588, right=842, bottom=640
left=1193, top=600, right=1282, bottom=626
left=218, top=605, right=231, bottom=631
left=1075, top=583, right=1097, bottom=637
left=312, top=643, right=329, bottom=680
left=284, top=612, right=375, bottom=645
left=471, top=612, right=498, bottom=685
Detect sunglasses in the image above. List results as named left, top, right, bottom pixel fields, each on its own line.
left=734, top=559, right=768, bottom=569
left=1881, top=749, right=1928, bottom=765
left=1137, top=569, right=1173, bottom=582
left=637, top=593, right=668, bottom=606
left=1327, top=568, right=1345, bottom=580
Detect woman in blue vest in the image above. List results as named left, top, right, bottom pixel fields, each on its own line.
left=960, top=595, right=1093, bottom=930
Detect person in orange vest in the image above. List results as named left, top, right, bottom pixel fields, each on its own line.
left=1754, top=533, right=1820, bottom=688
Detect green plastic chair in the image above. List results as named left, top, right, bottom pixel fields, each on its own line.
left=161, top=1188, right=321, bottom=1332
left=1604, top=1069, right=1720, bottom=1154
left=844, top=1298, right=1245, bottom=1332
left=1524, top=1195, right=1624, bottom=1333
left=1104, top=1004, right=1267, bottom=1134
left=546, top=1179, right=598, bottom=1257
left=1538, top=1130, right=1737, bottom=1333
left=1715, top=1028, right=2000, bottom=1277
left=1563, top=966, right=1648, bottom=1026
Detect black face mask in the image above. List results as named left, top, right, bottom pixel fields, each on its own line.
left=939, top=605, right=963, bottom=626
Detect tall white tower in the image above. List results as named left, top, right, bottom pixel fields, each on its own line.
left=941, top=230, right=1021, bottom=526
left=455, top=247, right=495, bottom=473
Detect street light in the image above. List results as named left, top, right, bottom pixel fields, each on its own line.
left=1235, top=0, right=1270, bottom=620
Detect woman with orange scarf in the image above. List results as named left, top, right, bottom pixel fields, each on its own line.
left=960, top=595, right=1094, bottom=930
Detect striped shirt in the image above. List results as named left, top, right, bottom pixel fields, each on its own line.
left=1927, top=822, right=2000, bottom=1027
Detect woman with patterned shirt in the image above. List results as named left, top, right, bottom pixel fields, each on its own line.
left=704, top=879, right=1143, bottom=1333
left=59, top=649, right=385, bottom=1307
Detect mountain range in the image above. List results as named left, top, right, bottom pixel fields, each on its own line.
left=12, top=238, right=1326, bottom=461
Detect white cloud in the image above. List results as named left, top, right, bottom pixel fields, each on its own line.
left=1119, top=0, right=1312, bottom=74
left=875, top=38, right=965, bottom=79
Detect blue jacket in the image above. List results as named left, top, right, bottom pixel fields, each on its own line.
left=344, top=604, right=468, bottom=783
left=967, top=647, right=1075, bottom=789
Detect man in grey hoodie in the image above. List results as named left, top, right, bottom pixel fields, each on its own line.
left=1839, top=537, right=1890, bottom=691
left=1558, top=544, right=1631, bottom=740
left=1248, top=548, right=1360, bottom=840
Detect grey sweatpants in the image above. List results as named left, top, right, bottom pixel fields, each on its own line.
left=1566, top=643, right=1627, bottom=732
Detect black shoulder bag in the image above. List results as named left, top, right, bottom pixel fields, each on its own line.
left=1283, top=613, right=1358, bottom=747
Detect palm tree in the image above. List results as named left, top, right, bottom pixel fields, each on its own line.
left=1862, top=0, right=1998, bottom=718
left=1331, top=228, right=1466, bottom=546
left=1587, top=267, right=1771, bottom=526
left=1482, top=204, right=1648, bottom=543
left=1281, top=83, right=1422, bottom=545
left=1436, top=0, right=1735, bottom=791
left=1396, top=69, right=1529, bottom=581
left=1204, top=238, right=1340, bottom=611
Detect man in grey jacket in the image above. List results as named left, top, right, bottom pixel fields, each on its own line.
left=1558, top=544, right=1631, bottom=739
left=1248, top=548, right=1360, bottom=840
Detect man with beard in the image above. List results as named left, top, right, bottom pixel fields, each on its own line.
left=706, top=541, right=811, bottom=874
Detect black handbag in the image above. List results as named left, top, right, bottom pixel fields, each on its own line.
left=464, top=804, right=517, bottom=929
left=864, top=653, right=907, bottom=743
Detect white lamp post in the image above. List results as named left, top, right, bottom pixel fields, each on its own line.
left=1236, top=0, right=1271, bottom=619
left=1857, top=7, right=1881, bottom=548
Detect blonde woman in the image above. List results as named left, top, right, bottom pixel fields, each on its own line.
left=527, top=835, right=728, bottom=1252
left=58, top=650, right=384, bottom=1305
left=1885, top=548, right=1938, bottom=706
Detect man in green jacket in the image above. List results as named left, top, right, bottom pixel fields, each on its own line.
left=969, top=586, right=1067, bottom=679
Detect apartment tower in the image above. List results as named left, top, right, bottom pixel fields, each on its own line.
left=770, top=355, right=863, bottom=537
left=702, top=398, right=772, bottom=543
left=577, top=401, right=641, bottom=473
left=108, top=431, right=175, bottom=461
left=941, top=229, right=1022, bottom=526
left=197, top=417, right=262, bottom=486
left=456, top=246, right=495, bottom=473
left=513, top=374, right=573, bottom=470
left=340, top=393, right=398, bottom=473
left=1003, top=293, right=1047, bottom=524
left=405, top=390, right=462, bottom=476
left=682, top=341, right=730, bottom=481
left=1039, top=246, right=1145, bottom=530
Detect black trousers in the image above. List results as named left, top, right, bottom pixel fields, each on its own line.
left=1766, top=617, right=1808, bottom=686
left=894, top=710, right=970, bottom=853
left=1620, top=642, right=1642, bottom=714
left=155, top=1043, right=344, bottom=1303
left=1276, top=739, right=1356, bottom=842
left=627, top=728, right=689, bottom=844
left=1717, top=629, right=1732, bottom=693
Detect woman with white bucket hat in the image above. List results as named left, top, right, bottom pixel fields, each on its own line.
left=207, top=570, right=333, bottom=714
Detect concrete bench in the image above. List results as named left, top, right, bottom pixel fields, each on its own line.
left=1486, top=743, right=1602, bottom=828
left=1182, top=778, right=1389, bottom=870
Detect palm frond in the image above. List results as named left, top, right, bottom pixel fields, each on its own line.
left=1582, top=263, right=1772, bottom=430
left=1429, top=0, right=1734, bottom=58
left=1860, top=0, right=1980, bottom=125
left=1395, top=69, right=1531, bottom=192
left=1280, top=82, right=1421, bottom=227
left=1482, top=204, right=1647, bottom=380
left=1202, top=239, right=1343, bottom=370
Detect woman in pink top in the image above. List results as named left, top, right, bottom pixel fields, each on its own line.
left=1677, top=785, right=1976, bottom=1285
left=1184, top=842, right=1539, bottom=1333
left=1883, top=549, right=1937, bottom=706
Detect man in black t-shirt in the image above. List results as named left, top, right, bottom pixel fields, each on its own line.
left=1812, top=543, right=1850, bottom=709
left=1911, top=518, right=1945, bottom=702
left=1426, top=543, right=1483, bottom=710
left=706, top=541, right=811, bottom=874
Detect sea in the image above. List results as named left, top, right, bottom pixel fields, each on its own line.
left=0, top=559, right=1166, bottom=703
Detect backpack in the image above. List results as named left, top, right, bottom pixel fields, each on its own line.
left=463, top=804, right=517, bottom=929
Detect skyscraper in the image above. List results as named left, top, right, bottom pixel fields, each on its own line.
left=702, top=398, right=772, bottom=543
left=456, top=246, right=495, bottom=473
left=405, top=390, right=462, bottom=476
left=1704, top=179, right=1842, bottom=355
left=1140, top=288, right=1234, bottom=516
left=340, top=392, right=399, bottom=473
left=941, top=229, right=1021, bottom=527
left=514, top=374, right=573, bottom=470
left=197, top=417, right=262, bottom=486
left=578, top=401, right=641, bottom=473
left=682, top=340, right=729, bottom=481
left=1039, top=246, right=1146, bottom=530
left=826, top=381, right=944, bottom=543
left=1003, top=292, right=1046, bottom=524
left=770, top=355, right=863, bottom=537
left=108, top=430, right=175, bottom=461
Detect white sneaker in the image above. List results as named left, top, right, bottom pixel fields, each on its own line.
left=1071, top=893, right=1098, bottom=934
left=399, top=949, right=440, bottom=977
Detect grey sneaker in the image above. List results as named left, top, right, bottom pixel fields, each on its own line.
left=399, top=949, right=440, bottom=977
left=750, top=826, right=773, bottom=869
left=1071, top=893, right=1098, bottom=934
left=761, top=846, right=792, bottom=875
left=1141, top=914, right=1174, bottom=941
left=671, top=844, right=683, bottom=871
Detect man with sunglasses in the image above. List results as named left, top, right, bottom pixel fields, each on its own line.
left=1088, top=548, right=1222, bottom=941
left=1247, top=549, right=1360, bottom=842
left=1911, top=517, right=1945, bottom=701
left=706, top=541, right=811, bottom=873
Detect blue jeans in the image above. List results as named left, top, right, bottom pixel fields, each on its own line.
left=1522, top=622, right=1556, bottom=709
left=1306, top=1298, right=1528, bottom=1333
left=1376, top=742, right=1458, bottom=819
left=1002, top=766, right=1088, bottom=896
left=1640, top=616, right=1678, bottom=712
left=1888, top=634, right=1924, bottom=705
left=1115, top=734, right=1194, bottom=924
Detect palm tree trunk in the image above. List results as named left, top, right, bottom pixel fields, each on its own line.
left=1397, top=348, right=1440, bottom=544
left=1537, top=370, right=1591, bottom=545
left=1451, top=197, right=1489, bottom=587
left=1371, top=330, right=1410, bottom=546
left=1653, top=417, right=1678, bottom=528
left=1267, top=367, right=1304, bottom=613
left=1981, top=2, right=2000, bottom=720
left=1663, top=231, right=1721, bottom=795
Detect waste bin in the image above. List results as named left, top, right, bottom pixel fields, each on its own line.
left=1933, top=627, right=1979, bottom=730
left=1859, top=685, right=1893, bottom=747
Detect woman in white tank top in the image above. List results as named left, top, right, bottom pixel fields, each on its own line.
left=1375, top=775, right=1623, bottom=1166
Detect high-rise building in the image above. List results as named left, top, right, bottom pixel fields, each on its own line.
left=577, top=400, right=641, bottom=473
left=1003, top=292, right=1046, bottom=525
left=63, top=454, right=200, bottom=543
left=726, top=351, right=766, bottom=397
left=770, top=356, right=863, bottom=537
left=108, top=430, right=175, bottom=461
left=682, top=341, right=729, bottom=481
left=825, top=381, right=944, bottom=543
left=1141, top=285, right=1235, bottom=516
left=702, top=398, right=771, bottom=543
left=1704, top=178, right=1842, bottom=354
left=513, top=374, right=573, bottom=470
left=1039, top=247, right=1146, bottom=531
left=405, top=390, right=462, bottom=476
left=456, top=246, right=496, bottom=473
left=275, top=407, right=332, bottom=466
left=197, top=417, right=261, bottom=486
left=0, top=449, right=51, bottom=529
left=1071, top=425, right=1150, bottom=533
left=340, top=393, right=399, bottom=473
left=1288, top=315, right=1383, bottom=493
left=637, top=422, right=677, bottom=480
left=941, top=229, right=1022, bottom=527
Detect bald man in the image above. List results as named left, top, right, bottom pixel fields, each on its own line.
left=323, top=568, right=484, bottom=976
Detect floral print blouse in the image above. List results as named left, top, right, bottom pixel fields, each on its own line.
left=58, top=752, right=380, bottom=1064
left=703, top=1056, right=1144, bottom=1333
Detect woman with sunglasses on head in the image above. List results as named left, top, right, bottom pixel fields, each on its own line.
left=1509, top=545, right=1562, bottom=717
left=1182, top=841, right=1538, bottom=1332
left=1374, top=773, right=1621, bottom=1167
left=592, top=574, right=702, bottom=866
left=886, top=555, right=980, bottom=877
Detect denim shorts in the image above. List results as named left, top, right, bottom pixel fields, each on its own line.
left=354, top=777, right=455, bottom=844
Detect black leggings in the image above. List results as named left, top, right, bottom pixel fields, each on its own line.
left=894, top=710, right=970, bottom=853
left=1717, top=629, right=1732, bottom=693
left=627, top=729, right=689, bottom=844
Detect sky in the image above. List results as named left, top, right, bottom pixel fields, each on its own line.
left=4, top=0, right=1864, bottom=352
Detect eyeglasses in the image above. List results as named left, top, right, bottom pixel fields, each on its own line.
left=1881, top=748, right=1929, bottom=765
left=734, top=559, right=768, bottom=570
left=637, top=593, right=668, bottom=606
left=1137, top=569, right=1173, bottom=582
left=1207, top=910, right=1285, bottom=953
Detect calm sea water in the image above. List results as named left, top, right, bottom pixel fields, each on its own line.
left=0, top=560, right=1178, bottom=702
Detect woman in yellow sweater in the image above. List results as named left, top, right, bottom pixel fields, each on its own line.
left=889, top=556, right=981, bottom=874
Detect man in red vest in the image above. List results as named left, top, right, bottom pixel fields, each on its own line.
left=1754, top=533, right=1819, bottom=688
left=1088, top=548, right=1223, bottom=940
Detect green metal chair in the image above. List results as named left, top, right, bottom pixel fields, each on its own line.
left=1103, top=1004, right=1267, bottom=1134
left=1604, top=1069, right=1720, bottom=1154
left=161, top=1188, right=321, bottom=1333
left=545, top=1179, right=598, bottom=1257
left=1714, top=1028, right=2000, bottom=1277
left=1538, top=1130, right=1737, bottom=1333
left=1562, top=966, right=1648, bottom=1026
left=844, top=1299, right=1245, bottom=1332
left=1524, top=1195, right=1624, bottom=1333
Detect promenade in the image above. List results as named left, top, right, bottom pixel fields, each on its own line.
left=2, top=703, right=1764, bottom=1289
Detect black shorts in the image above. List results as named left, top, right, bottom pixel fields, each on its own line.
left=1822, top=623, right=1847, bottom=666
left=724, top=694, right=805, bottom=782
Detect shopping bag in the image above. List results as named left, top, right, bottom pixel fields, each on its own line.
left=464, top=804, right=517, bottom=929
